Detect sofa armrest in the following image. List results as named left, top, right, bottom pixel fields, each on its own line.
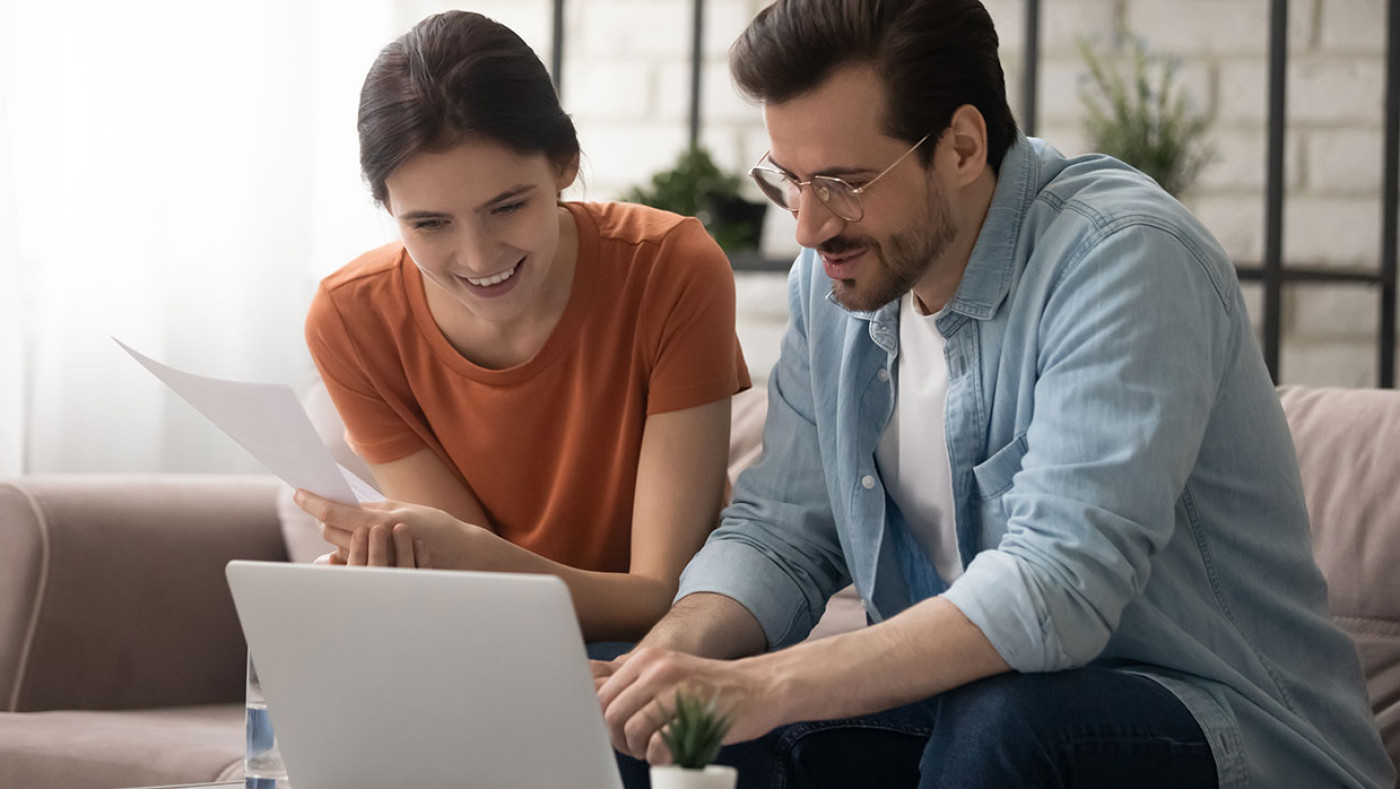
left=0, top=475, right=284, bottom=712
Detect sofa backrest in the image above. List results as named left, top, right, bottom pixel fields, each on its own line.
left=0, top=475, right=284, bottom=712
left=1278, top=385, right=1400, bottom=773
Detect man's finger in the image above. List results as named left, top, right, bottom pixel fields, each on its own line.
left=646, top=728, right=673, bottom=766
left=603, top=670, right=672, bottom=758
left=597, top=649, right=647, bottom=710
left=414, top=538, right=432, bottom=569
left=623, top=696, right=670, bottom=759
left=591, top=659, right=619, bottom=693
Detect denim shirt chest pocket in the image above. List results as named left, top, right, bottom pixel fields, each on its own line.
left=971, top=432, right=1029, bottom=544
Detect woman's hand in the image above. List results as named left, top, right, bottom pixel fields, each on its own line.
left=310, top=523, right=433, bottom=568
left=295, top=490, right=477, bottom=569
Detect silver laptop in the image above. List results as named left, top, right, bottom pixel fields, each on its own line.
left=225, top=560, right=623, bottom=789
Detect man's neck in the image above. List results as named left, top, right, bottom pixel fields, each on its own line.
left=911, top=169, right=998, bottom=314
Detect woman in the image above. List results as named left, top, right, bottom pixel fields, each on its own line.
left=294, top=10, right=750, bottom=643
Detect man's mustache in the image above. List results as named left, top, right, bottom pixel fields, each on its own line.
left=819, top=235, right=875, bottom=256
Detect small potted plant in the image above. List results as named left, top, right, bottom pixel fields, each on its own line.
left=623, top=146, right=767, bottom=253
left=649, top=689, right=737, bottom=789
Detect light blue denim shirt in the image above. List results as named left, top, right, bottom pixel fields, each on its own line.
left=678, top=137, right=1395, bottom=788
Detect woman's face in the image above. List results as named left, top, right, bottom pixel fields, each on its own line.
left=385, top=138, right=578, bottom=324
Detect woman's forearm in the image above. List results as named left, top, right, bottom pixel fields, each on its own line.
left=463, top=529, right=676, bottom=642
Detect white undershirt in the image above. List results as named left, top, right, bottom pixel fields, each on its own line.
left=874, top=291, right=962, bottom=582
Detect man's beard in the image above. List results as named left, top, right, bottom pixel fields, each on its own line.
left=827, top=182, right=957, bottom=313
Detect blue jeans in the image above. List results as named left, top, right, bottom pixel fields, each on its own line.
left=615, top=667, right=1218, bottom=789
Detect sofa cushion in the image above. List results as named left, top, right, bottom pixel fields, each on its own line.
left=1278, top=385, right=1400, bottom=772
left=0, top=703, right=244, bottom=789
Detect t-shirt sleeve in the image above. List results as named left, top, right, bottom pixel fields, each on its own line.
left=642, top=217, right=752, bottom=415
left=304, top=282, right=427, bottom=464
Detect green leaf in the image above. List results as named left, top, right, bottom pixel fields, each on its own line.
left=659, top=689, right=734, bottom=770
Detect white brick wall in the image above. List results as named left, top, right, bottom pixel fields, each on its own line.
left=1288, top=59, right=1385, bottom=125
left=1194, top=128, right=1304, bottom=193
left=1283, top=196, right=1382, bottom=268
left=1124, top=0, right=1310, bottom=57
left=1319, top=0, right=1387, bottom=54
left=1307, top=128, right=1386, bottom=195
left=1291, top=284, right=1382, bottom=340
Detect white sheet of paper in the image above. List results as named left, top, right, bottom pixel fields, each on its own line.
left=116, top=338, right=384, bottom=505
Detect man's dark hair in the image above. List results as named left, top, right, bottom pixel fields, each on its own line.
left=357, top=11, right=579, bottom=205
left=731, top=0, right=1017, bottom=173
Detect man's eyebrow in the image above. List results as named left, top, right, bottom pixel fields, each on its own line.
left=765, top=155, right=876, bottom=180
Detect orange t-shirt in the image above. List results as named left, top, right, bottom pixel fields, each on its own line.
left=305, top=201, right=751, bottom=573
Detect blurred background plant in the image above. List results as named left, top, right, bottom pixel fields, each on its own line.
left=1078, top=27, right=1214, bottom=198
left=623, top=146, right=766, bottom=253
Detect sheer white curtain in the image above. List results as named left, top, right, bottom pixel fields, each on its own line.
left=1, top=0, right=409, bottom=474
left=0, top=1, right=22, bottom=476
left=1, top=0, right=559, bottom=475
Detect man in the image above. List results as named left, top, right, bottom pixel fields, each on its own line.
left=594, top=1, right=1395, bottom=787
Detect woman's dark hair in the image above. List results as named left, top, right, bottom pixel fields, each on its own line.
left=731, top=0, right=1017, bottom=173
left=358, top=11, right=579, bottom=205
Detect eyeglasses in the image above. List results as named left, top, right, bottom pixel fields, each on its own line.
left=748, top=132, right=933, bottom=223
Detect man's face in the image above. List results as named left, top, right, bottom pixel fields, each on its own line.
left=763, top=64, right=958, bottom=312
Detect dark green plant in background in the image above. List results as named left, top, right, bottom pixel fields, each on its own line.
left=623, top=146, right=764, bottom=252
left=1078, top=28, right=1214, bottom=197
left=659, top=689, right=732, bottom=770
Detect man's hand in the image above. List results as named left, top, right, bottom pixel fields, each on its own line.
left=591, top=655, right=626, bottom=692
left=295, top=490, right=468, bottom=568
left=596, top=647, right=785, bottom=764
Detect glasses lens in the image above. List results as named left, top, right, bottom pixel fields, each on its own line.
left=751, top=167, right=798, bottom=211
left=815, top=177, right=861, bottom=221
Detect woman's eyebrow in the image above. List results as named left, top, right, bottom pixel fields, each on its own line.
left=476, top=184, right=538, bottom=211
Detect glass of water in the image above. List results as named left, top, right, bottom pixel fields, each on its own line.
left=245, top=653, right=289, bottom=789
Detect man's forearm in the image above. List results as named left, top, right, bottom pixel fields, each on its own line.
left=636, top=592, right=769, bottom=660
left=744, top=595, right=1011, bottom=725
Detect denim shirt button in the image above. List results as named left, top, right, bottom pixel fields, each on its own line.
left=877, top=368, right=890, bottom=382
left=861, top=475, right=876, bottom=490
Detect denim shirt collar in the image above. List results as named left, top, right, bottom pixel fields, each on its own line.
left=826, top=134, right=1039, bottom=348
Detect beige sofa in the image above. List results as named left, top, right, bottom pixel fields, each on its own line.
left=1, top=386, right=1396, bottom=788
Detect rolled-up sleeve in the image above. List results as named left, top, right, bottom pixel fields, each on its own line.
left=944, top=224, right=1233, bottom=672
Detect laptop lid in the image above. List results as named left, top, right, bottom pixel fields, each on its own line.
left=226, top=560, right=623, bottom=789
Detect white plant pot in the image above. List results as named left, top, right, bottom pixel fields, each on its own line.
left=648, top=764, right=738, bottom=789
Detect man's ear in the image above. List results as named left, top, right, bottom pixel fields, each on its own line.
left=937, top=104, right=989, bottom=189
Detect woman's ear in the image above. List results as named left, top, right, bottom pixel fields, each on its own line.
left=555, top=152, right=581, bottom=194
